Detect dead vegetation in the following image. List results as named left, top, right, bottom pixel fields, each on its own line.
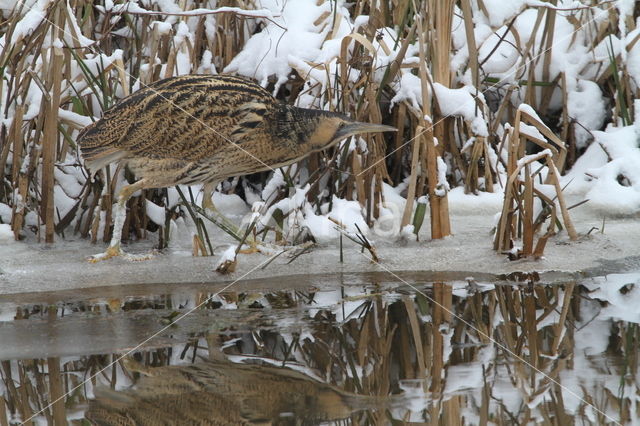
left=0, top=1, right=637, bottom=255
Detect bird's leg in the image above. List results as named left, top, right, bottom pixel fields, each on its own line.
left=89, top=179, right=150, bottom=262
left=201, top=181, right=217, bottom=213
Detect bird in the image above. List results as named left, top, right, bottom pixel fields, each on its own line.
left=78, top=74, right=396, bottom=261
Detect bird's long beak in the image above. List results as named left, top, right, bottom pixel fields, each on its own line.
left=335, top=122, right=397, bottom=140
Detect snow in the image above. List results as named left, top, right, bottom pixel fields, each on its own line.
left=63, top=1, right=94, bottom=48
left=0, top=0, right=48, bottom=44
left=211, top=192, right=249, bottom=218
left=57, top=109, right=94, bottom=128
left=327, top=196, right=367, bottom=234
left=0, top=203, right=12, bottom=224
left=585, top=272, right=640, bottom=323
left=224, top=0, right=331, bottom=88
left=390, top=73, right=422, bottom=110
left=145, top=200, right=166, bottom=227
left=301, top=205, right=339, bottom=243
left=566, top=80, right=606, bottom=149
left=0, top=224, right=13, bottom=243
left=0, top=0, right=638, bottom=305
left=433, top=83, right=488, bottom=137
left=563, top=124, right=640, bottom=215
left=215, top=245, right=237, bottom=269
left=261, top=167, right=293, bottom=203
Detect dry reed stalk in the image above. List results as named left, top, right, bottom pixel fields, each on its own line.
left=8, top=105, right=25, bottom=186
left=47, top=357, right=66, bottom=426
left=429, top=0, right=454, bottom=102
left=464, top=137, right=484, bottom=194
left=460, top=0, right=479, bottom=87
left=494, top=106, right=577, bottom=254
left=41, top=6, right=65, bottom=244
left=523, top=291, right=539, bottom=368
left=547, top=162, right=577, bottom=239
left=522, top=163, right=534, bottom=254
left=2, top=0, right=622, bottom=252
left=538, top=7, right=557, bottom=112
left=0, top=397, right=7, bottom=426
left=402, top=296, right=426, bottom=379
left=391, top=102, right=408, bottom=182
left=17, top=366, right=34, bottom=426
left=414, top=10, right=451, bottom=239
left=430, top=282, right=451, bottom=394
left=400, top=126, right=423, bottom=228
left=443, top=396, right=462, bottom=426
left=425, top=131, right=451, bottom=239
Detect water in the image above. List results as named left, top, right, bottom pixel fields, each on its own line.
left=0, top=271, right=638, bottom=425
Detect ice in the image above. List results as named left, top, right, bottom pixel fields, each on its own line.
left=447, top=187, right=503, bottom=215
left=1, top=0, right=640, bottom=311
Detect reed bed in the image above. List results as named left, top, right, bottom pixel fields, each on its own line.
left=0, top=1, right=636, bottom=251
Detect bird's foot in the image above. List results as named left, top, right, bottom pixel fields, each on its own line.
left=88, top=245, right=155, bottom=263
left=238, top=241, right=261, bottom=255
left=88, top=245, right=123, bottom=263
left=238, top=233, right=275, bottom=255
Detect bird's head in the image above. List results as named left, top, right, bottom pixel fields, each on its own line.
left=289, top=108, right=396, bottom=153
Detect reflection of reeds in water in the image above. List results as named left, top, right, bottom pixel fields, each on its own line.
left=1, top=281, right=638, bottom=424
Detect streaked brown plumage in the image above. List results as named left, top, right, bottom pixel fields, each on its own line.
left=85, top=357, right=386, bottom=425
left=78, top=74, right=395, bottom=260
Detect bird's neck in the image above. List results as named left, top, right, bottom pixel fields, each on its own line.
left=272, top=105, right=317, bottom=143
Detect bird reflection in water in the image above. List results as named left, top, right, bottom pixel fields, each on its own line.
left=86, top=357, right=388, bottom=425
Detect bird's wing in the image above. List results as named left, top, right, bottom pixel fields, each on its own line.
left=78, top=75, right=276, bottom=166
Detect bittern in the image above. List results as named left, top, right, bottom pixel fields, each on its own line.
left=78, top=74, right=395, bottom=260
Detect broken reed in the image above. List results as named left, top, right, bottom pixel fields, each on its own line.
left=493, top=107, right=577, bottom=258
left=0, top=1, right=635, bottom=246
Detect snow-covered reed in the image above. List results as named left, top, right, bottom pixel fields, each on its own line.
left=0, top=0, right=638, bottom=252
